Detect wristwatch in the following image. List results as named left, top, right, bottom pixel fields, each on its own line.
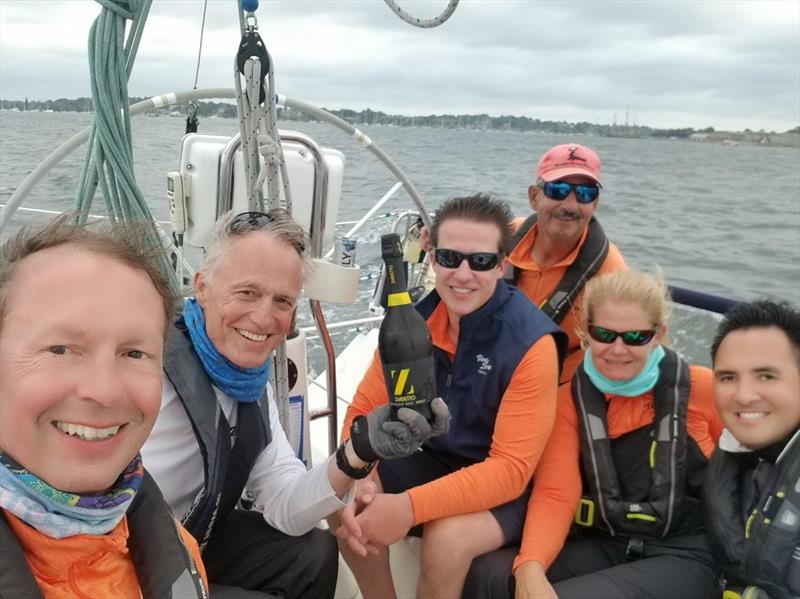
left=335, top=442, right=376, bottom=479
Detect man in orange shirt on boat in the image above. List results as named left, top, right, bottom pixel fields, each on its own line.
left=334, top=194, right=567, bottom=599
left=505, top=143, right=627, bottom=384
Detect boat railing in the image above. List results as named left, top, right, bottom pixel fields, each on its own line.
left=668, top=285, right=736, bottom=315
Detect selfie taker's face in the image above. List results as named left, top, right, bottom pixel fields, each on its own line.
left=0, top=246, right=165, bottom=494
left=714, top=326, right=800, bottom=449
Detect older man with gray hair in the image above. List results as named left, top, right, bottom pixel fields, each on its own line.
left=142, top=209, right=449, bottom=599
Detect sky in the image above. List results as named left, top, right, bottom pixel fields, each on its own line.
left=1, top=0, right=799, bottom=132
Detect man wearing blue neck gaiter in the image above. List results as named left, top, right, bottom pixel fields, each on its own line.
left=141, top=209, right=449, bottom=599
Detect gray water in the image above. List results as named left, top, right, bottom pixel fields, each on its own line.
left=1, top=110, right=798, bottom=365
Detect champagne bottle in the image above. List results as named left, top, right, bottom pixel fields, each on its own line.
left=378, top=233, right=436, bottom=421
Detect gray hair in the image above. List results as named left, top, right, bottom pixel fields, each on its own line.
left=199, top=209, right=311, bottom=282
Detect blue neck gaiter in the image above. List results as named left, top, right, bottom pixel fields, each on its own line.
left=583, top=344, right=665, bottom=397
left=182, top=297, right=270, bottom=403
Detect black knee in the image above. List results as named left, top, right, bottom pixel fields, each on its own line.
left=296, top=528, right=338, bottom=599
left=463, top=548, right=516, bottom=599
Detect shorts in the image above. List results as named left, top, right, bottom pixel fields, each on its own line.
left=377, top=449, right=531, bottom=545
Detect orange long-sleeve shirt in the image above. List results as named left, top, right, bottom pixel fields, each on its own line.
left=508, top=220, right=628, bottom=384
left=513, top=363, right=722, bottom=571
left=6, top=511, right=208, bottom=599
left=342, top=301, right=560, bottom=525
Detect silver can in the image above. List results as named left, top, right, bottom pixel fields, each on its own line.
left=335, top=236, right=357, bottom=267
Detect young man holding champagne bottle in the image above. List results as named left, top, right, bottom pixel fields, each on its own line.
left=335, top=194, right=567, bottom=599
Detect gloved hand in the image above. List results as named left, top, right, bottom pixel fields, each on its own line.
left=350, top=398, right=450, bottom=462
left=428, top=397, right=450, bottom=438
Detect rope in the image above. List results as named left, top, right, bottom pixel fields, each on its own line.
left=234, top=10, right=292, bottom=212
left=74, top=0, right=177, bottom=288
left=383, top=0, right=459, bottom=28
left=234, top=55, right=265, bottom=210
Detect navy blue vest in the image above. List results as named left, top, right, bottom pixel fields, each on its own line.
left=417, top=281, right=567, bottom=462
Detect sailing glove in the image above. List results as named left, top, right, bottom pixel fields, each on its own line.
left=351, top=398, right=450, bottom=462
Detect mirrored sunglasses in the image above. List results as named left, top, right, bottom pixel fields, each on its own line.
left=587, top=324, right=657, bottom=346
left=539, top=181, right=600, bottom=204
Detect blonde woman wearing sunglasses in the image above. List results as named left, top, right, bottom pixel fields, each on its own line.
left=466, top=270, right=723, bottom=599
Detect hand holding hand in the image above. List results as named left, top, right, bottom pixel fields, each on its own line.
left=335, top=479, right=379, bottom=557
left=515, top=561, right=558, bottom=599
left=352, top=492, right=414, bottom=548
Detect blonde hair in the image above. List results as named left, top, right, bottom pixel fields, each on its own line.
left=577, top=270, right=672, bottom=348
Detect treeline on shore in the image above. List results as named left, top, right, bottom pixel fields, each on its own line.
left=2, top=97, right=799, bottom=142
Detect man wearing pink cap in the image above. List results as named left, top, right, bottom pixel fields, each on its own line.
left=504, top=143, right=627, bottom=384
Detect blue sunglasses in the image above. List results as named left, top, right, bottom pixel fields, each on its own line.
left=539, top=181, right=600, bottom=204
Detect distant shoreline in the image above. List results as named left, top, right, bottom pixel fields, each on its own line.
left=2, top=97, right=798, bottom=147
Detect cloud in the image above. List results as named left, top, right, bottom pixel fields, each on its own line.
left=1, top=0, right=798, bottom=131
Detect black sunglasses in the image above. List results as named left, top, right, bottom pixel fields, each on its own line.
left=587, top=325, right=658, bottom=346
left=229, top=211, right=275, bottom=232
left=434, top=248, right=502, bottom=271
left=228, top=210, right=305, bottom=253
left=539, top=181, right=600, bottom=204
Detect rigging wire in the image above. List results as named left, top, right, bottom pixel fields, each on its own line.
left=185, top=0, right=208, bottom=134
left=192, top=0, right=209, bottom=89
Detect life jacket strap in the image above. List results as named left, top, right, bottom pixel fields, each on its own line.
left=505, top=214, right=609, bottom=325
left=722, top=585, right=770, bottom=599
left=575, top=497, right=595, bottom=527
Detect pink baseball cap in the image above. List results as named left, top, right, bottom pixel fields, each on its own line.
left=536, top=143, right=602, bottom=185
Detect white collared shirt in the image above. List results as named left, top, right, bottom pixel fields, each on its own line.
left=717, top=428, right=754, bottom=453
